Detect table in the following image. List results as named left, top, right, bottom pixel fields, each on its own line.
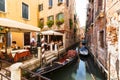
left=1, top=49, right=31, bottom=62
left=13, top=49, right=31, bottom=62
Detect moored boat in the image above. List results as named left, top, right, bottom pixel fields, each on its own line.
left=32, top=50, right=78, bottom=76
left=79, top=46, right=89, bottom=58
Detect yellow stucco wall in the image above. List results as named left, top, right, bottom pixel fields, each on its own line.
left=39, top=0, right=71, bottom=31
left=0, top=0, right=39, bottom=25
left=0, top=0, right=39, bottom=48
left=39, top=0, right=76, bottom=48
left=11, top=32, right=23, bottom=48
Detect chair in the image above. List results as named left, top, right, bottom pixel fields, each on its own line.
left=3, top=48, right=13, bottom=62
left=0, top=52, right=5, bottom=59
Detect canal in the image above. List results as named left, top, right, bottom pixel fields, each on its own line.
left=43, top=54, right=106, bottom=80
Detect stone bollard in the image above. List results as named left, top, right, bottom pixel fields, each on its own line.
left=50, top=43, right=53, bottom=51
left=10, top=62, right=23, bottom=80
left=38, top=47, right=41, bottom=60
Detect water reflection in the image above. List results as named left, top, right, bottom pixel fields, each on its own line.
left=76, top=60, right=86, bottom=80
left=44, top=58, right=93, bottom=80
left=43, top=56, right=105, bottom=80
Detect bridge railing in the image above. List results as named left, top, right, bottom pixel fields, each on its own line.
left=20, top=67, right=51, bottom=80
left=0, top=60, right=12, bottom=80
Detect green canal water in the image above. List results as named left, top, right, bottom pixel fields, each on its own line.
left=43, top=56, right=106, bottom=80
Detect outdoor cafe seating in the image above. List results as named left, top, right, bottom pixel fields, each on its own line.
left=0, top=48, right=31, bottom=62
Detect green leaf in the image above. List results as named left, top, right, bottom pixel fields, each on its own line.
left=47, top=20, right=54, bottom=28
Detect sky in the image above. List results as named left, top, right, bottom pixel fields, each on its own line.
left=75, top=0, right=88, bottom=27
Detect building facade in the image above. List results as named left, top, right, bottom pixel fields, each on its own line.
left=38, top=0, right=79, bottom=49
left=0, top=0, right=40, bottom=48
left=86, top=0, right=120, bottom=79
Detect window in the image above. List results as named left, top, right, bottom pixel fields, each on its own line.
left=99, top=30, right=104, bottom=48
left=39, top=4, right=43, bottom=11
left=58, top=0, right=63, bottom=5
left=58, top=0, right=63, bottom=3
left=24, top=32, right=30, bottom=45
left=38, top=18, right=44, bottom=29
left=40, top=18, right=44, bottom=24
left=98, top=0, right=102, bottom=11
left=49, top=0, right=53, bottom=8
left=56, top=13, right=64, bottom=20
left=66, top=0, right=69, bottom=7
left=22, top=2, right=29, bottom=19
left=0, top=0, right=5, bottom=12
left=74, top=14, right=76, bottom=22
left=48, top=15, right=54, bottom=21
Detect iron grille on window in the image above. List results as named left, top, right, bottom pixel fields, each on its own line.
left=0, top=0, right=5, bottom=12
left=22, top=2, right=29, bottom=19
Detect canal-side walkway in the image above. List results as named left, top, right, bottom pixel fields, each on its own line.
left=0, top=47, right=66, bottom=80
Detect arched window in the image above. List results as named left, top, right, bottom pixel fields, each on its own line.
left=56, top=13, right=64, bottom=20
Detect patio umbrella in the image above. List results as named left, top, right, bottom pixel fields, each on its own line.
left=41, top=30, right=63, bottom=35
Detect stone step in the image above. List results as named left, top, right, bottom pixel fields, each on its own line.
left=46, top=57, right=57, bottom=64
left=45, top=52, right=56, bottom=57
left=46, top=54, right=56, bottom=60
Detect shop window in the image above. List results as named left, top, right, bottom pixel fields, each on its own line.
left=99, top=30, right=104, bottom=48
left=0, top=0, right=5, bottom=12
left=22, top=2, right=29, bottom=19
left=39, top=4, right=43, bottom=11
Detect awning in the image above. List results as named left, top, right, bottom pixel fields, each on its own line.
left=0, top=18, right=40, bottom=32
left=41, top=30, right=63, bottom=35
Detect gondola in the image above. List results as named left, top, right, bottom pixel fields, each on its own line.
left=33, top=50, right=78, bottom=75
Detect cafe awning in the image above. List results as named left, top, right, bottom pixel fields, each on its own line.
left=0, top=18, right=40, bottom=32
left=41, top=30, right=63, bottom=35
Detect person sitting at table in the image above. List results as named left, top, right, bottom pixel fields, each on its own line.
left=11, top=41, right=18, bottom=50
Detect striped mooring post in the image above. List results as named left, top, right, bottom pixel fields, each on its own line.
left=41, top=38, right=46, bottom=66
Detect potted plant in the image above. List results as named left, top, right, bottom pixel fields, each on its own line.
left=47, top=20, right=54, bottom=28
left=56, top=18, right=64, bottom=27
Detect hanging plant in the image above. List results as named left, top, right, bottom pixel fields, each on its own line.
left=38, top=22, right=44, bottom=29
left=47, top=20, right=54, bottom=28
left=69, top=19, right=73, bottom=29
left=56, top=18, right=64, bottom=27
